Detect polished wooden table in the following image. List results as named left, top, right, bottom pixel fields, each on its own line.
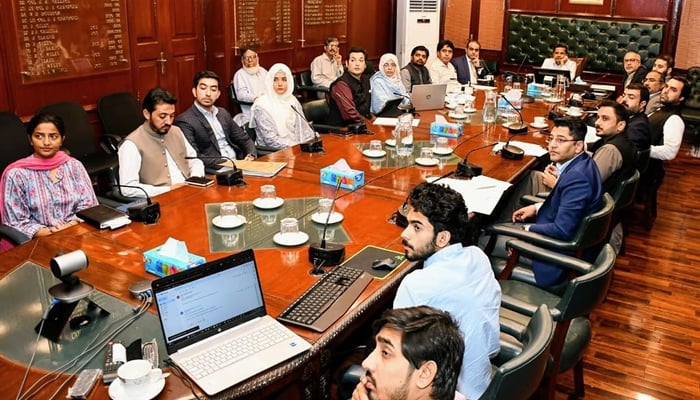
left=0, top=99, right=553, bottom=400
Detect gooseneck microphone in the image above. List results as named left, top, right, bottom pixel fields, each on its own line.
left=499, top=93, right=529, bottom=134
left=185, top=155, right=244, bottom=186
left=308, top=177, right=345, bottom=272
left=455, top=142, right=498, bottom=178
left=290, top=105, right=324, bottom=153
left=112, top=184, right=161, bottom=224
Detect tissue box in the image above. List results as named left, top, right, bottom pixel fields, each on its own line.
left=144, top=246, right=206, bottom=277
left=527, top=83, right=547, bottom=98
left=430, top=122, right=463, bottom=138
left=320, top=166, right=365, bottom=190
left=498, top=96, right=522, bottom=112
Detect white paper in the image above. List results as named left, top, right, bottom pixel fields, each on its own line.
left=158, top=237, right=189, bottom=261
left=492, top=141, right=548, bottom=157
left=373, top=117, right=420, bottom=127
left=328, top=158, right=353, bottom=172
left=112, top=342, right=127, bottom=363
left=426, top=175, right=512, bottom=215
left=434, top=114, right=447, bottom=124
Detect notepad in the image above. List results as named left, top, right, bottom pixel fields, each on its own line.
left=219, top=160, right=287, bottom=178
left=76, top=204, right=131, bottom=230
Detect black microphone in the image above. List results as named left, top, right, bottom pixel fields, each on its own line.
left=112, top=184, right=161, bottom=224
left=455, top=142, right=498, bottom=178
left=185, top=155, right=244, bottom=186
left=308, top=176, right=345, bottom=272
left=290, top=105, right=324, bottom=153
left=500, top=133, right=525, bottom=160
left=499, top=93, right=528, bottom=134
left=514, top=54, right=528, bottom=79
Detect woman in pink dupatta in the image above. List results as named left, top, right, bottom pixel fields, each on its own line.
left=0, top=112, right=97, bottom=250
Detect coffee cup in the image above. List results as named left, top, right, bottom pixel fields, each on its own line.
left=534, top=116, right=546, bottom=126
left=567, top=106, right=582, bottom=117
left=117, top=359, right=163, bottom=388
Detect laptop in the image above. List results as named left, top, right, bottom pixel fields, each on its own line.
left=151, top=249, right=311, bottom=395
left=410, top=83, right=447, bottom=111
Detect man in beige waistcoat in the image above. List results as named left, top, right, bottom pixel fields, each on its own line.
left=118, top=88, right=204, bottom=197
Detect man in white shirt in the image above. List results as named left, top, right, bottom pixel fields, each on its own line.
left=231, top=48, right=267, bottom=125
left=118, top=88, right=204, bottom=197
left=310, top=37, right=343, bottom=89
left=428, top=40, right=458, bottom=87
left=541, top=43, right=577, bottom=81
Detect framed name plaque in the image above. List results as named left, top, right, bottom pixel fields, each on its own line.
left=234, top=0, right=293, bottom=50
left=301, top=0, right=347, bottom=47
left=13, top=0, right=131, bottom=82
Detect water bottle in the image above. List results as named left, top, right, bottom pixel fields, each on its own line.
left=394, top=113, right=414, bottom=157
left=482, top=90, right=497, bottom=124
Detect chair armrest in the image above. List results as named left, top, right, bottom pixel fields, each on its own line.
left=500, top=293, right=540, bottom=318
left=485, top=223, right=579, bottom=253
left=101, top=133, right=123, bottom=154
left=520, top=194, right=545, bottom=205
left=0, top=224, right=31, bottom=246
left=506, top=239, right=593, bottom=275
left=297, top=84, right=330, bottom=93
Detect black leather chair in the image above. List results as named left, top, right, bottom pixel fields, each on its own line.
left=636, top=147, right=650, bottom=174
left=97, top=92, right=144, bottom=154
left=498, top=242, right=616, bottom=400
left=38, top=101, right=118, bottom=177
left=0, top=111, right=33, bottom=248
left=609, top=170, right=640, bottom=253
left=301, top=98, right=346, bottom=133
left=486, top=193, right=615, bottom=284
left=294, top=70, right=329, bottom=101
left=480, top=304, right=554, bottom=400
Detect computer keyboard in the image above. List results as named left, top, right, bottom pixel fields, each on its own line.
left=278, top=266, right=372, bottom=332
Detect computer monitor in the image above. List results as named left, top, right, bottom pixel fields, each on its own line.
left=532, top=67, right=571, bottom=84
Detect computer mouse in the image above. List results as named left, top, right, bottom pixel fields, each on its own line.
left=371, top=257, right=398, bottom=271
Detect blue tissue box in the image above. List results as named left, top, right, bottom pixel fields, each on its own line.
left=430, top=122, right=463, bottom=138
left=144, top=246, right=206, bottom=277
left=320, top=166, right=365, bottom=190
left=498, top=97, right=523, bottom=112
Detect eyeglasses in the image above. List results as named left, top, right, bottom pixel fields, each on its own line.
left=242, top=55, right=258, bottom=61
left=545, top=135, right=580, bottom=145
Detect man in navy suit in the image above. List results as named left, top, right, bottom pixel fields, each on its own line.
left=451, top=39, right=489, bottom=85
left=512, top=118, right=603, bottom=287
left=175, top=70, right=257, bottom=172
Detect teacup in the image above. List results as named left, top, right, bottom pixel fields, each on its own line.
left=567, top=106, right=583, bottom=117
left=534, top=116, right=546, bottom=126
left=117, top=359, right=163, bottom=389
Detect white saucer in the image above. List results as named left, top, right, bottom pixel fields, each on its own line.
left=253, top=197, right=284, bottom=209
left=415, top=157, right=439, bottom=166
left=311, top=211, right=344, bottom=225
left=530, top=122, right=549, bottom=129
left=463, top=108, right=477, bottom=113
left=362, top=149, right=387, bottom=158
left=212, top=215, right=246, bottom=229
left=445, top=103, right=457, bottom=110
left=448, top=111, right=468, bottom=119
left=545, top=97, right=562, bottom=103
left=431, top=147, right=453, bottom=156
left=109, top=377, right=165, bottom=400
left=273, top=232, right=310, bottom=246
left=384, top=138, right=396, bottom=147
left=566, top=112, right=583, bottom=117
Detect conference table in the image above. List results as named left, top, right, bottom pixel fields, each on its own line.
left=0, top=92, right=555, bottom=400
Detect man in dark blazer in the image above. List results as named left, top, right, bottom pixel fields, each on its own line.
left=621, top=51, right=648, bottom=91
left=512, top=118, right=603, bottom=287
left=451, top=39, right=489, bottom=85
left=175, top=70, right=257, bottom=171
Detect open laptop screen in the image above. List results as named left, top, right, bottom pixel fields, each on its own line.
left=152, top=250, right=266, bottom=353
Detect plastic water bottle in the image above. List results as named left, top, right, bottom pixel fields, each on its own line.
left=394, top=113, right=414, bottom=157
left=482, top=90, right=497, bottom=124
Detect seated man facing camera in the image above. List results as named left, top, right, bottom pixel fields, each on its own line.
left=352, top=306, right=464, bottom=400
left=327, top=46, right=372, bottom=127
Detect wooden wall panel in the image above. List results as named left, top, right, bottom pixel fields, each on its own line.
left=445, top=0, right=471, bottom=47
left=508, top=0, right=556, bottom=13
left=676, top=0, right=700, bottom=69
left=614, top=0, right=670, bottom=19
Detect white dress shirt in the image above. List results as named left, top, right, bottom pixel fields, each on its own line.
left=650, top=114, right=684, bottom=160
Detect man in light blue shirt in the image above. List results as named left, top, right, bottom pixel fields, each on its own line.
left=395, top=182, right=501, bottom=400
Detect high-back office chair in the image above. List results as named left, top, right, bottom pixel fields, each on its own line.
left=301, top=98, right=346, bottom=133
left=38, top=101, right=118, bottom=177
left=480, top=304, right=554, bottom=400
left=294, top=70, right=329, bottom=102
left=97, top=92, right=144, bottom=154
left=569, top=57, right=587, bottom=78
left=486, top=193, right=615, bottom=284
left=609, top=170, right=640, bottom=254
left=498, top=241, right=616, bottom=400
left=681, top=66, right=700, bottom=132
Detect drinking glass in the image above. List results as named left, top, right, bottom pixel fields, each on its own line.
left=318, top=198, right=333, bottom=215
left=260, top=184, right=276, bottom=199
left=369, top=140, right=382, bottom=152
left=280, top=218, right=299, bottom=235
left=219, top=202, right=238, bottom=218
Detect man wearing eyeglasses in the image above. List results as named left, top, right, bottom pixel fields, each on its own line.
left=506, top=118, right=603, bottom=287
left=231, top=48, right=267, bottom=125
left=621, top=51, right=648, bottom=91
left=643, top=70, right=664, bottom=115
left=451, top=39, right=489, bottom=85
left=311, top=37, right=343, bottom=89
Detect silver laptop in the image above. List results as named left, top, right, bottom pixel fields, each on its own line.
left=151, top=249, right=311, bottom=396
left=410, top=83, right=447, bottom=111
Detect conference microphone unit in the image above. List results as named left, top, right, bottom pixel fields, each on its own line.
left=499, top=94, right=529, bottom=134
left=290, top=104, right=324, bottom=153
left=112, top=184, right=161, bottom=224
left=308, top=177, right=345, bottom=272
left=185, top=155, right=245, bottom=186
left=455, top=142, right=498, bottom=178
left=500, top=134, right=525, bottom=160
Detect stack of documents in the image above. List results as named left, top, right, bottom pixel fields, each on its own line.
left=426, top=175, right=512, bottom=215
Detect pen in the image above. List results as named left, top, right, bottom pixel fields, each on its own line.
left=476, top=185, right=496, bottom=190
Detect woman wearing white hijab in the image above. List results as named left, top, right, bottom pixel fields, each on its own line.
left=251, top=63, right=315, bottom=149
left=370, top=53, right=409, bottom=115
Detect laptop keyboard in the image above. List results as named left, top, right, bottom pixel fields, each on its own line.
left=277, top=266, right=372, bottom=332
left=180, top=323, right=293, bottom=379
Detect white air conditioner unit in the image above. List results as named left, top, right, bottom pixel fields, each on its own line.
left=396, top=0, right=441, bottom=67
